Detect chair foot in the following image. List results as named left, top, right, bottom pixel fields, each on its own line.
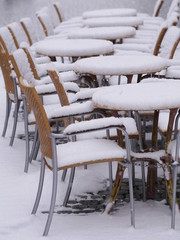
left=63, top=168, right=75, bottom=207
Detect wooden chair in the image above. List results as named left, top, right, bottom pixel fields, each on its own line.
left=0, top=26, right=17, bottom=58
left=36, top=10, right=54, bottom=37
left=152, top=0, right=164, bottom=17
left=53, top=2, right=63, bottom=23
left=19, top=76, right=134, bottom=236
left=20, top=18, right=39, bottom=46
left=0, top=44, right=21, bottom=146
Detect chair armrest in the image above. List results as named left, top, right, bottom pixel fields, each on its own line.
left=63, top=116, right=138, bottom=136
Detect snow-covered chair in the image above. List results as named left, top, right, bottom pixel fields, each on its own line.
left=167, top=110, right=180, bottom=229
left=20, top=76, right=134, bottom=236
left=20, top=18, right=40, bottom=46
left=36, top=7, right=83, bottom=37
left=0, top=43, right=22, bottom=146
left=0, top=26, right=17, bottom=58
left=9, top=48, right=80, bottom=171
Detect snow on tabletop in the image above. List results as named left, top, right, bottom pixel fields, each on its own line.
left=84, top=17, right=143, bottom=28
left=92, top=82, right=180, bottom=111
left=73, top=55, right=168, bottom=75
left=82, top=8, right=137, bottom=19
left=35, top=39, right=114, bottom=57
left=67, top=27, right=136, bottom=40
left=45, top=138, right=126, bottom=168
left=64, top=116, right=138, bottom=135
left=123, top=37, right=154, bottom=44
left=114, top=43, right=151, bottom=53
left=0, top=26, right=17, bottom=54
left=28, top=100, right=94, bottom=123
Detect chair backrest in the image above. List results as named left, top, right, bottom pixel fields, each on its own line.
left=20, top=18, right=39, bottom=46
left=167, top=0, right=180, bottom=18
left=53, top=2, right=63, bottom=23
left=36, top=10, right=54, bottom=37
left=158, top=26, right=180, bottom=59
left=10, top=48, right=37, bottom=86
left=19, top=77, right=53, bottom=160
left=47, top=69, right=71, bottom=127
left=0, top=44, right=15, bottom=97
left=8, top=22, right=29, bottom=48
left=152, top=0, right=164, bottom=17
left=47, top=69, right=69, bottom=106
left=0, top=26, right=17, bottom=57
left=152, top=14, right=179, bottom=56
left=152, top=22, right=168, bottom=56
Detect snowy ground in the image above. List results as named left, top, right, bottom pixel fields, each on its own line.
left=1, top=71, right=180, bottom=239
left=1, top=0, right=180, bottom=239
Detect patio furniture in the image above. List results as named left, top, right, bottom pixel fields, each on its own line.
left=48, top=68, right=139, bottom=190
left=0, top=44, right=21, bottom=146
left=82, top=8, right=137, bottom=19
left=92, top=82, right=180, bottom=202
left=10, top=48, right=82, bottom=172
left=20, top=76, right=134, bottom=236
left=84, top=16, right=143, bottom=28
left=35, top=38, right=114, bottom=60
left=67, top=26, right=135, bottom=42
left=73, top=55, right=168, bottom=86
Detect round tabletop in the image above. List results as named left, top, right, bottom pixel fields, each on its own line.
left=35, top=39, right=114, bottom=57
left=73, top=55, right=168, bottom=76
left=82, top=8, right=137, bottom=19
left=92, top=82, right=180, bottom=111
left=84, top=17, right=143, bottom=28
left=67, top=26, right=136, bottom=41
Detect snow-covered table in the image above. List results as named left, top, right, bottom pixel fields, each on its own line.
left=35, top=39, right=114, bottom=58
left=74, top=55, right=168, bottom=84
left=67, top=27, right=136, bottom=41
left=92, top=82, right=180, bottom=199
left=84, top=17, right=143, bottom=28
left=82, top=8, right=137, bottom=19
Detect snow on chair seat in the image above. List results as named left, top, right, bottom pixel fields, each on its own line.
left=45, top=138, right=127, bottom=169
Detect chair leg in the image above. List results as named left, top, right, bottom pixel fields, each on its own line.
left=2, top=93, right=12, bottom=137
left=61, top=169, right=67, bottom=182
left=109, top=162, right=113, bottom=193
left=63, top=167, right=75, bottom=207
left=9, top=101, right=20, bottom=146
left=24, top=101, right=30, bottom=173
left=32, top=156, right=45, bottom=214
left=43, top=160, right=58, bottom=236
left=141, top=162, right=146, bottom=202
left=127, top=162, right=135, bottom=227
left=32, top=136, right=40, bottom=161
left=29, top=126, right=39, bottom=163
left=171, top=165, right=178, bottom=229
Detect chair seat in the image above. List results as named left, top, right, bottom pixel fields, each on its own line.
left=45, top=138, right=126, bottom=169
